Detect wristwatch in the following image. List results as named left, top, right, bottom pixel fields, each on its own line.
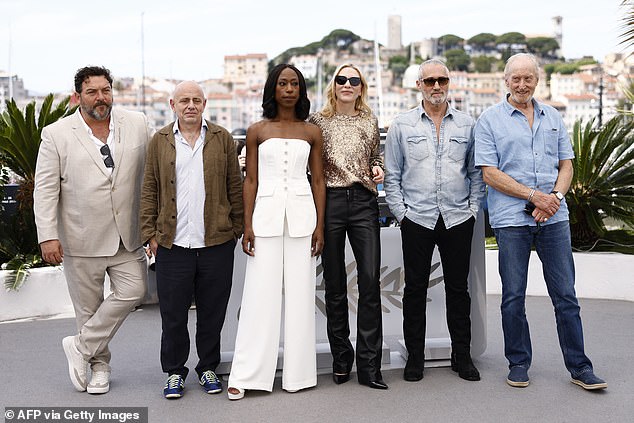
left=551, top=191, right=564, bottom=201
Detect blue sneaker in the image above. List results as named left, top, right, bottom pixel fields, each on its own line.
left=571, top=371, right=607, bottom=390
left=199, top=370, right=222, bottom=394
left=506, top=366, right=529, bottom=388
left=164, top=374, right=184, bottom=399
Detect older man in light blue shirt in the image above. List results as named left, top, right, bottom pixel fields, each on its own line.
left=474, top=53, right=606, bottom=391
left=385, top=59, right=484, bottom=383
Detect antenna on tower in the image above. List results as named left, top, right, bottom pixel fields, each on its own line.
left=552, top=16, right=563, bottom=57
left=141, top=12, right=146, bottom=114
left=374, top=22, right=384, bottom=127
left=8, top=20, right=13, bottom=100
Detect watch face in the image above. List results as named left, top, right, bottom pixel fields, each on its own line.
left=555, top=192, right=564, bottom=200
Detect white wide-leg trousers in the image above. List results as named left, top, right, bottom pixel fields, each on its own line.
left=228, top=229, right=317, bottom=392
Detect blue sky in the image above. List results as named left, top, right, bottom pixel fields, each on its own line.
left=0, top=0, right=627, bottom=94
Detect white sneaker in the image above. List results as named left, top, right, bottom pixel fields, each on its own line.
left=62, top=336, right=89, bottom=392
left=87, top=370, right=111, bottom=394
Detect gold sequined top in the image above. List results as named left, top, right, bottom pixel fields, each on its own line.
left=309, top=111, right=384, bottom=195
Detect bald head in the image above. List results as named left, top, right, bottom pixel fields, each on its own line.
left=170, top=80, right=206, bottom=127
left=172, top=80, right=204, bottom=99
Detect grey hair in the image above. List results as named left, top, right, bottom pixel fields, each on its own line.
left=418, top=59, right=450, bottom=79
left=504, top=53, right=540, bottom=79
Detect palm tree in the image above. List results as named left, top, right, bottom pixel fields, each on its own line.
left=620, top=1, right=634, bottom=50
left=0, top=94, right=76, bottom=290
left=567, top=117, right=634, bottom=246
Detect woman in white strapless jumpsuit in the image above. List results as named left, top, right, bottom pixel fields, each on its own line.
left=228, top=64, right=325, bottom=399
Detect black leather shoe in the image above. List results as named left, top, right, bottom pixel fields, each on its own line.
left=451, top=353, right=481, bottom=381
left=333, top=373, right=351, bottom=385
left=361, top=379, right=388, bottom=390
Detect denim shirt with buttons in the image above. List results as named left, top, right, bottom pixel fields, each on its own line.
left=474, top=97, right=575, bottom=228
left=384, top=104, right=484, bottom=230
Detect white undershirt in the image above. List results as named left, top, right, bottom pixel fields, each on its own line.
left=172, top=119, right=208, bottom=249
left=77, top=109, right=115, bottom=175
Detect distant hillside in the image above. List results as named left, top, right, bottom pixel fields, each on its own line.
left=270, top=29, right=365, bottom=67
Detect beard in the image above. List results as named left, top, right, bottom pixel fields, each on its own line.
left=424, top=91, right=447, bottom=105
left=508, top=89, right=534, bottom=106
left=81, top=100, right=113, bottom=121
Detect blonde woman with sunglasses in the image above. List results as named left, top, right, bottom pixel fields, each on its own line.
left=309, top=64, right=387, bottom=390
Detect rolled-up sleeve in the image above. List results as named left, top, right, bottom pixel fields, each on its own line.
left=466, top=126, right=485, bottom=217
left=474, top=114, right=499, bottom=168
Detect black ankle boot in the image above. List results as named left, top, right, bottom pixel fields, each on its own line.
left=451, top=352, right=481, bottom=381
left=404, top=353, right=424, bottom=382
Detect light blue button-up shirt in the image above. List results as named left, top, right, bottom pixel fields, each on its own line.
left=384, top=104, right=484, bottom=230
left=474, top=96, right=574, bottom=228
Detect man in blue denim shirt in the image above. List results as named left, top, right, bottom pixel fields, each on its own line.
left=385, top=59, right=484, bottom=383
left=474, top=53, right=606, bottom=391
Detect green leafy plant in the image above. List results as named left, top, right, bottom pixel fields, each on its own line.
left=2, top=254, right=42, bottom=291
left=0, top=94, right=76, bottom=290
left=567, top=117, right=634, bottom=247
left=620, top=0, right=634, bottom=50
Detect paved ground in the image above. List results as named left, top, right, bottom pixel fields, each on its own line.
left=1, top=295, right=632, bottom=423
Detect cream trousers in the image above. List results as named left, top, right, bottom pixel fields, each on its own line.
left=229, top=229, right=317, bottom=392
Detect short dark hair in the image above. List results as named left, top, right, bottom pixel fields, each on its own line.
left=262, top=64, right=310, bottom=120
left=74, top=66, right=113, bottom=93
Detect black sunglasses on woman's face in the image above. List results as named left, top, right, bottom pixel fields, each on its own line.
left=335, top=76, right=362, bottom=86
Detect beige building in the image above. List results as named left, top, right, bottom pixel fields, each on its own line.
left=387, top=15, right=402, bottom=50
left=223, top=54, right=268, bottom=87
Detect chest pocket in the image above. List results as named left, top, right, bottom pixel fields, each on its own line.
left=544, top=129, right=559, bottom=156
left=448, top=136, right=468, bottom=162
left=407, top=136, right=429, bottom=161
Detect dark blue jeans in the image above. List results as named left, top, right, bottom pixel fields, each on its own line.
left=494, top=221, right=594, bottom=377
left=156, top=240, right=235, bottom=380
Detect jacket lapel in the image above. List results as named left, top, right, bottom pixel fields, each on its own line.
left=111, top=109, right=125, bottom=183
left=70, top=110, right=112, bottom=179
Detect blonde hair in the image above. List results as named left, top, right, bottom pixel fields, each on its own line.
left=320, top=64, right=372, bottom=118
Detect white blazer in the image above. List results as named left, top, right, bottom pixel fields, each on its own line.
left=252, top=138, right=316, bottom=238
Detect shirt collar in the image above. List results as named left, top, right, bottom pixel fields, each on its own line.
left=503, top=93, right=544, bottom=116
left=173, top=118, right=208, bottom=135
left=76, top=107, right=114, bottom=135
left=419, top=101, right=454, bottom=121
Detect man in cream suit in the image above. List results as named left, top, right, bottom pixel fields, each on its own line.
left=34, top=66, right=152, bottom=394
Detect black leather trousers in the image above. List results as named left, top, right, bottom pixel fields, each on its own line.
left=322, top=185, right=383, bottom=382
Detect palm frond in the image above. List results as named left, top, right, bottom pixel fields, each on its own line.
left=2, top=254, right=41, bottom=291
left=620, top=0, right=634, bottom=50
left=0, top=95, right=74, bottom=288
left=568, top=115, right=634, bottom=244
